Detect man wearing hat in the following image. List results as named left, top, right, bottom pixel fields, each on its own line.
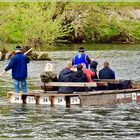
left=3, top=46, right=29, bottom=93
left=72, top=47, right=91, bottom=69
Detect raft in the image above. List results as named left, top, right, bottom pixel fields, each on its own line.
left=7, top=80, right=140, bottom=107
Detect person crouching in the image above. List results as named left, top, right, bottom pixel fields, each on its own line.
left=40, top=63, right=58, bottom=91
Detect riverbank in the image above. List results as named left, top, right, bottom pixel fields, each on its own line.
left=0, top=2, right=140, bottom=47
left=0, top=43, right=140, bottom=61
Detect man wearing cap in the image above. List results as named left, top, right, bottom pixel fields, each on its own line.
left=3, top=46, right=29, bottom=93
left=72, top=47, right=91, bottom=69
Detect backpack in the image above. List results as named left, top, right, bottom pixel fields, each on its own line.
left=119, top=80, right=132, bottom=89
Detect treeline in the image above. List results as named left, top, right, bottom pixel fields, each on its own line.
left=0, top=2, right=140, bottom=47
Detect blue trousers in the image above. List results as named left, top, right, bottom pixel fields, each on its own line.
left=13, top=79, right=27, bottom=93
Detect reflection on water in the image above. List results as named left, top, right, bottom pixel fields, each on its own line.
left=0, top=45, right=140, bottom=139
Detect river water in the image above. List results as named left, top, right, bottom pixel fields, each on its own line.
left=0, top=44, right=140, bottom=139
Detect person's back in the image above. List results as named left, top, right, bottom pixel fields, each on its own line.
left=99, top=61, right=115, bottom=90
left=90, top=61, right=98, bottom=79
left=72, top=64, right=88, bottom=92
left=58, top=62, right=74, bottom=93
left=7, top=52, right=29, bottom=80
left=82, top=64, right=95, bottom=82
left=72, top=47, right=91, bottom=69
left=40, top=63, right=58, bottom=91
left=99, top=61, right=115, bottom=79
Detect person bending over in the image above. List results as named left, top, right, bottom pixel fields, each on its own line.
left=82, top=63, right=95, bottom=82
left=72, top=64, right=88, bottom=92
left=58, top=61, right=74, bottom=93
left=90, top=61, right=98, bottom=79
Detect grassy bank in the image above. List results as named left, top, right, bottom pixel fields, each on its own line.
left=0, top=2, right=140, bottom=48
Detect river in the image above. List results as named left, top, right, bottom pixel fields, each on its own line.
left=0, top=43, right=140, bottom=139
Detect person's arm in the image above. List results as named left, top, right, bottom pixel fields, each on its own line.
left=5, top=57, right=15, bottom=71
left=24, top=55, right=30, bottom=63
left=86, top=55, right=91, bottom=64
left=112, top=71, right=115, bottom=79
left=72, top=57, right=74, bottom=66
left=83, top=73, right=88, bottom=82
left=91, top=71, right=95, bottom=76
left=98, top=70, right=101, bottom=79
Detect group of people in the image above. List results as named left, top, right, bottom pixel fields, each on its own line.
left=57, top=47, right=115, bottom=93
left=0, top=45, right=116, bottom=94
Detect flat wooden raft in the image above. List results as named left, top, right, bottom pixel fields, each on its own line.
left=7, top=88, right=140, bottom=107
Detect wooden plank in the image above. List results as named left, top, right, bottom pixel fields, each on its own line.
left=7, top=88, right=140, bottom=98
left=80, top=94, right=117, bottom=105
left=94, top=79, right=120, bottom=84
left=81, top=88, right=140, bottom=96
left=44, top=82, right=108, bottom=87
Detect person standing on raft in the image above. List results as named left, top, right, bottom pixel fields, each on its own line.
left=0, top=46, right=30, bottom=94
left=72, top=47, right=91, bottom=69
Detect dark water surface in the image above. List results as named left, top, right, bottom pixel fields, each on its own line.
left=0, top=44, right=140, bottom=139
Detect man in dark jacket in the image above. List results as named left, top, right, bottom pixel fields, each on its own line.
left=99, top=61, right=115, bottom=79
left=99, top=61, right=115, bottom=90
left=72, top=47, right=91, bottom=69
left=3, top=46, right=29, bottom=93
left=58, top=61, right=74, bottom=93
left=72, top=64, right=88, bottom=92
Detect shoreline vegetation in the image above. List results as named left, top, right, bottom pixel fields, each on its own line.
left=0, top=2, right=140, bottom=49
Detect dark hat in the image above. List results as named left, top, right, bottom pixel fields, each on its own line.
left=78, top=47, right=85, bottom=52
left=90, top=61, right=98, bottom=69
left=15, top=46, right=22, bottom=50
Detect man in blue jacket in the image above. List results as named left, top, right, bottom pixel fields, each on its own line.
left=99, top=61, right=115, bottom=79
left=4, top=46, right=29, bottom=93
left=72, top=47, right=91, bottom=69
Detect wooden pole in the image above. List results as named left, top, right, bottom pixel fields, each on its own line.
left=91, top=51, right=103, bottom=61
left=24, top=48, right=33, bottom=55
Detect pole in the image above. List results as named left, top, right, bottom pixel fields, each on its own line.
left=91, top=51, right=103, bottom=61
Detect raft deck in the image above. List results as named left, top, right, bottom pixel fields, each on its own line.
left=7, top=81, right=140, bottom=107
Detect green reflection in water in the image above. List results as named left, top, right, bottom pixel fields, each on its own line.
left=37, top=43, right=140, bottom=51
left=2, top=43, right=140, bottom=52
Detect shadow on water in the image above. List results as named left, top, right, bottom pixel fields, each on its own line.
left=0, top=43, right=140, bottom=139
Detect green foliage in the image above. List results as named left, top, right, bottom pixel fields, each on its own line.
left=0, top=2, right=72, bottom=47
left=0, top=2, right=140, bottom=46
